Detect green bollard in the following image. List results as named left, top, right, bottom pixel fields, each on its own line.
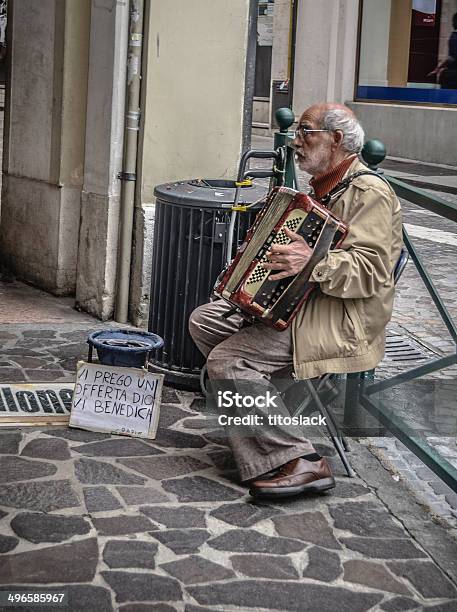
left=275, top=107, right=295, bottom=133
left=361, top=139, right=387, bottom=170
left=273, top=107, right=298, bottom=190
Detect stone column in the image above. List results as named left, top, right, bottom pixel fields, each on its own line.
left=75, top=0, right=129, bottom=320
left=387, top=0, right=413, bottom=87
left=292, top=0, right=359, bottom=113
left=0, top=0, right=90, bottom=294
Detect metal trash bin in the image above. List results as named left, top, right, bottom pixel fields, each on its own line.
left=148, top=178, right=267, bottom=389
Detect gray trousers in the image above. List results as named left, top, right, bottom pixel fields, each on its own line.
left=189, top=300, right=314, bottom=481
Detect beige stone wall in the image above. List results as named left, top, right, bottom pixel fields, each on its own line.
left=130, top=0, right=253, bottom=325
left=0, top=0, right=91, bottom=295
left=138, top=0, right=251, bottom=203
left=292, top=0, right=359, bottom=115
left=358, top=0, right=392, bottom=87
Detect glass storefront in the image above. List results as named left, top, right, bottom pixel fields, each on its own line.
left=255, top=0, right=275, bottom=98
left=356, top=0, right=457, bottom=105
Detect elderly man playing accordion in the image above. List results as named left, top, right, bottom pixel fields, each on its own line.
left=189, top=102, right=402, bottom=499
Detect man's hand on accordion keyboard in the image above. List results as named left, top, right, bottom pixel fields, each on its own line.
left=263, top=228, right=313, bottom=281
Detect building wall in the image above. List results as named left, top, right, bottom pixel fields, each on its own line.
left=75, top=0, right=129, bottom=320
left=0, top=0, right=254, bottom=322
left=358, top=0, right=391, bottom=87
left=351, top=0, right=457, bottom=163
left=292, top=0, right=359, bottom=115
left=139, top=0, right=252, bottom=200
left=0, top=0, right=90, bottom=294
left=130, top=0, right=253, bottom=325
left=349, top=101, right=457, bottom=164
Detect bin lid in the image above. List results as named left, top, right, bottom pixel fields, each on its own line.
left=154, top=179, right=267, bottom=209
left=88, top=328, right=164, bottom=353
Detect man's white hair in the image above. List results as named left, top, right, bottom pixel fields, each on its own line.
left=320, top=108, right=365, bottom=154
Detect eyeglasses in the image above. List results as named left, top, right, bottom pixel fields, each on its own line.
left=294, top=127, right=332, bottom=139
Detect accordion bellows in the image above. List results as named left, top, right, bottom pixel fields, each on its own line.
left=215, top=187, right=348, bottom=330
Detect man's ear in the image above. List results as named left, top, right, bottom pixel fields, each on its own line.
left=332, top=129, right=344, bottom=149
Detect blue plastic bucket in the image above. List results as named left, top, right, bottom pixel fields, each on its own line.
left=87, top=328, right=164, bottom=369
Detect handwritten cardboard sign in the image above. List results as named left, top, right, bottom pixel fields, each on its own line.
left=69, top=362, right=164, bottom=439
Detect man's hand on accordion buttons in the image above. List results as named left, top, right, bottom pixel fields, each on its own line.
left=263, top=228, right=313, bottom=281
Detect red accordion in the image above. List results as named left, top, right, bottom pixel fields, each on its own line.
left=214, top=187, right=348, bottom=330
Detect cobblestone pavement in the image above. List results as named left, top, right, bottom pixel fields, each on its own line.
left=1, top=379, right=457, bottom=611
left=1, top=291, right=457, bottom=609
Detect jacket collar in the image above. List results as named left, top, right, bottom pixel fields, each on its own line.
left=309, top=154, right=357, bottom=200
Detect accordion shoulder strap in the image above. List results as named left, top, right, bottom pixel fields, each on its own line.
left=320, top=170, right=390, bottom=207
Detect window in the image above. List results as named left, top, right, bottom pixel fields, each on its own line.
left=255, top=0, right=274, bottom=98
left=356, top=0, right=457, bottom=105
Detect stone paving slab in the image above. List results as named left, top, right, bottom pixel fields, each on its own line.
left=0, top=279, right=103, bottom=325
left=0, top=317, right=113, bottom=383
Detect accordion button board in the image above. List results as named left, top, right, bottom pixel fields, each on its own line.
left=244, top=208, right=331, bottom=301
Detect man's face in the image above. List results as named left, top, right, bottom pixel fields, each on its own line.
left=292, top=107, right=333, bottom=176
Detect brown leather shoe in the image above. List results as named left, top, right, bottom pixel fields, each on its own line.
left=242, top=467, right=282, bottom=486
left=249, top=456, right=335, bottom=498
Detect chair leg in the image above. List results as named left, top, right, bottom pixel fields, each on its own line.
left=329, top=433, right=355, bottom=478
left=342, top=436, right=351, bottom=453
left=200, top=364, right=208, bottom=397
left=291, top=392, right=314, bottom=418
left=304, top=379, right=355, bottom=478
left=314, top=375, right=351, bottom=454
left=288, top=376, right=351, bottom=461
left=289, top=374, right=336, bottom=419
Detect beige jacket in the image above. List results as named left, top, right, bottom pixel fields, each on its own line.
left=292, top=158, right=403, bottom=379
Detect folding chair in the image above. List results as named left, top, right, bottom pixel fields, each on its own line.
left=281, top=246, right=410, bottom=478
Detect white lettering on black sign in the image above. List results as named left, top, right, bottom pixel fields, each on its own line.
left=0, top=386, right=73, bottom=414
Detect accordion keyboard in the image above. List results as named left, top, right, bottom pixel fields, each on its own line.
left=243, top=210, right=327, bottom=298
left=244, top=209, right=307, bottom=295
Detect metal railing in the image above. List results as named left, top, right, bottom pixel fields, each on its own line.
left=359, top=175, right=457, bottom=493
